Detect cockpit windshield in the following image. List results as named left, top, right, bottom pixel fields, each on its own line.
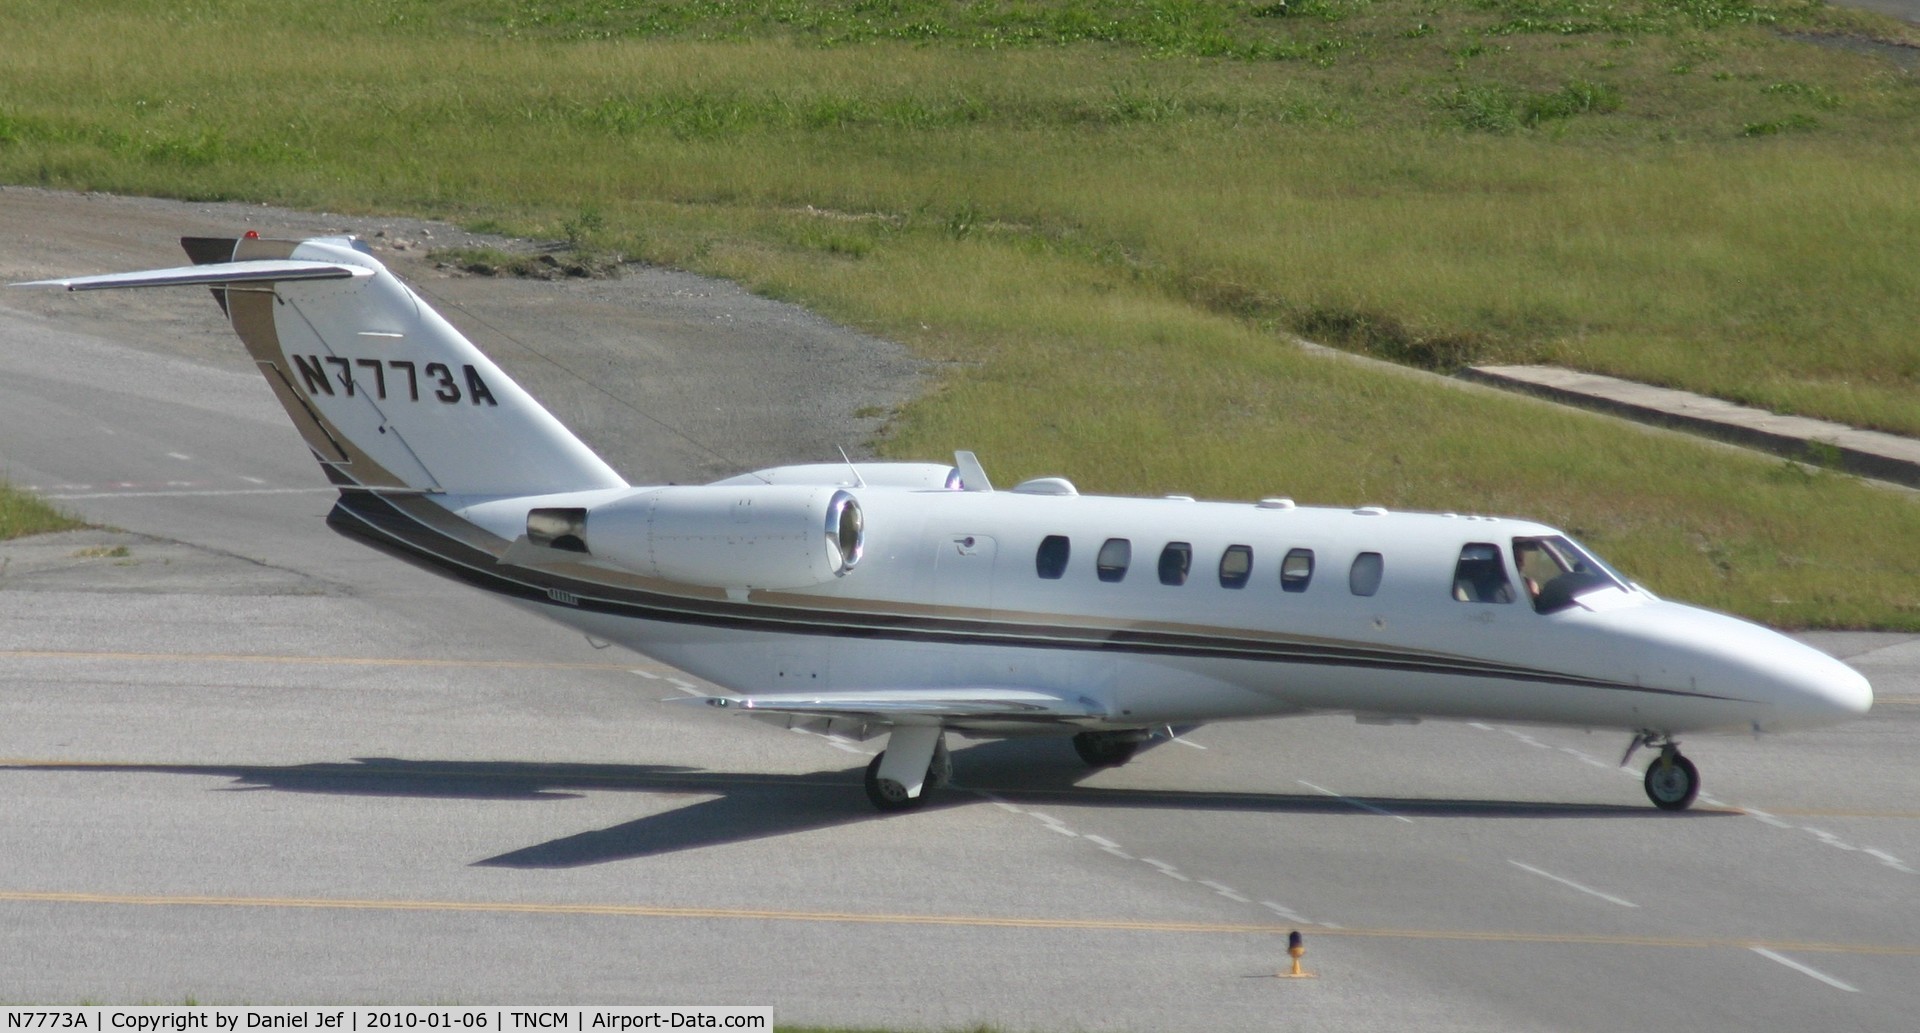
left=1512, top=535, right=1630, bottom=614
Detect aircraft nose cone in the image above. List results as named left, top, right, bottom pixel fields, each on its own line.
left=1809, top=652, right=1873, bottom=719
left=1763, top=639, right=1873, bottom=729
left=1621, top=603, right=1873, bottom=731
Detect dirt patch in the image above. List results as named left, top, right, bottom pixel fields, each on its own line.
left=0, top=529, right=338, bottom=596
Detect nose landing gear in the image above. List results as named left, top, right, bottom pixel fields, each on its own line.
left=1623, top=732, right=1700, bottom=811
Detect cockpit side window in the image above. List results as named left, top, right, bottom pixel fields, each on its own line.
left=1513, top=535, right=1628, bottom=613
left=1452, top=543, right=1514, bottom=604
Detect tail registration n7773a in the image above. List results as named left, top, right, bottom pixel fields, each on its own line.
left=17, top=235, right=1873, bottom=812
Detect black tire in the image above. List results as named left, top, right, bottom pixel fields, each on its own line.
left=1644, top=753, right=1700, bottom=811
left=1072, top=731, right=1141, bottom=768
left=864, top=751, right=927, bottom=812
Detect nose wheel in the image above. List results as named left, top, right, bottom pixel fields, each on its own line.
left=1644, top=752, right=1699, bottom=810
left=1624, top=733, right=1700, bottom=811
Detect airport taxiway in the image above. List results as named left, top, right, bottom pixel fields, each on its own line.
left=2, top=194, right=1917, bottom=1031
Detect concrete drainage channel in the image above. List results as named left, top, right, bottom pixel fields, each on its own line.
left=1460, top=364, right=1920, bottom=491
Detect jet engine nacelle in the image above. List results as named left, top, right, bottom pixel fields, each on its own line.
left=533, top=485, right=865, bottom=590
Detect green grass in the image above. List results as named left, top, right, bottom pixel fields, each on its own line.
left=0, top=481, right=84, bottom=541
left=2, top=0, right=1919, bottom=627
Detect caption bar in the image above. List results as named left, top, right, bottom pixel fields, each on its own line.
left=2, top=1011, right=769, bottom=1032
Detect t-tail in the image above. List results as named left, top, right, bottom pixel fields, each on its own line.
left=22, top=234, right=627, bottom=498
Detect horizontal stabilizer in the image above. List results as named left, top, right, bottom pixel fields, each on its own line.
left=14, top=260, right=370, bottom=291
left=672, top=687, right=1108, bottom=724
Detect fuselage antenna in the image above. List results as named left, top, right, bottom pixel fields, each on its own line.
left=837, top=446, right=867, bottom=488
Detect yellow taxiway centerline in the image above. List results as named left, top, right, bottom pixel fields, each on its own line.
left=1, top=889, right=1915, bottom=957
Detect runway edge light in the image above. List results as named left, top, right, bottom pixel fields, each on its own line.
left=1279, top=929, right=1317, bottom=979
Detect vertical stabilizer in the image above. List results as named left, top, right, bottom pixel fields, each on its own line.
left=199, top=236, right=627, bottom=496
left=18, top=235, right=628, bottom=497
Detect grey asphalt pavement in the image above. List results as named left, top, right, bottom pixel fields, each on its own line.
left=2, top=192, right=1917, bottom=1031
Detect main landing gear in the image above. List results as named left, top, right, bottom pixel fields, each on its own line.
left=864, top=725, right=952, bottom=812
left=1623, top=732, right=1700, bottom=811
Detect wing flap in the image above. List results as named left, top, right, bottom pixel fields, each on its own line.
left=14, top=259, right=370, bottom=291
left=672, top=687, right=1108, bottom=725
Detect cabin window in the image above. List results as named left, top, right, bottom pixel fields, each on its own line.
left=1280, top=548, right=1314, bottom=593
left=1512, top=535, right=1628, bottom=614
left=1096, top=538, right=1132, bottom=583
left=1218, top=545, right=1253, bottom=589
left=1349, top=552, right=1383, bottom=597
left=1158, top=542, right=1193, bottom=586
left=1452, top=543, right=1514, bottom=604
left=1035, top=535, right=1071, bottom=579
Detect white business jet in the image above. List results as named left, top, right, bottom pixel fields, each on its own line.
left=19, top=235, right=1874, bottom=812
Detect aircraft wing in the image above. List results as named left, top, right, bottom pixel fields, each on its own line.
left=671, top=687, right=1109, bottom=729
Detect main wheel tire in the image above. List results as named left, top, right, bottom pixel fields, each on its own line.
left=1072, top=731, right=1141, bottom=768
left=864, top=751, right=927, bottom=812
left=1644, top=753, right=1700, bottom=811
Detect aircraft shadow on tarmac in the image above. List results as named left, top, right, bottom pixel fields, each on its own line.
left=8, top=737, right=1713, bottom=868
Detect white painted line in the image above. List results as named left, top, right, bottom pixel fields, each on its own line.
left=785, top=727, right=866, bottom=755
left=973, top=791, right=1024, bottom=815
left=1170, top=736, right=1208, bottom=750
left=1198, top=880, right=1250, bottom=903
left=1864, top=848, right=1916, bottom=874
left=1559, top=746, right=1610, bottom=769
left=1750, top=948, right=1859, bottom=992
left=1298, top=780, right=1413, bottom=823
left=1260, top=901, right=1312, bottom=924
left=1508, top=860, right=1637, bottom=908
left=1140, top=858, right=1191, bottom=882
left=1743, top=807, right=1793, bottom=829
left=1025, top=811, right=1079, bottom=837
left=239, top=476, right=268, bottom=485
left=166, top=452, right=192, bottom=461
left=1803, top=827, right=1860, bottom=852
left=629, top=670, right=661, bottom=680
